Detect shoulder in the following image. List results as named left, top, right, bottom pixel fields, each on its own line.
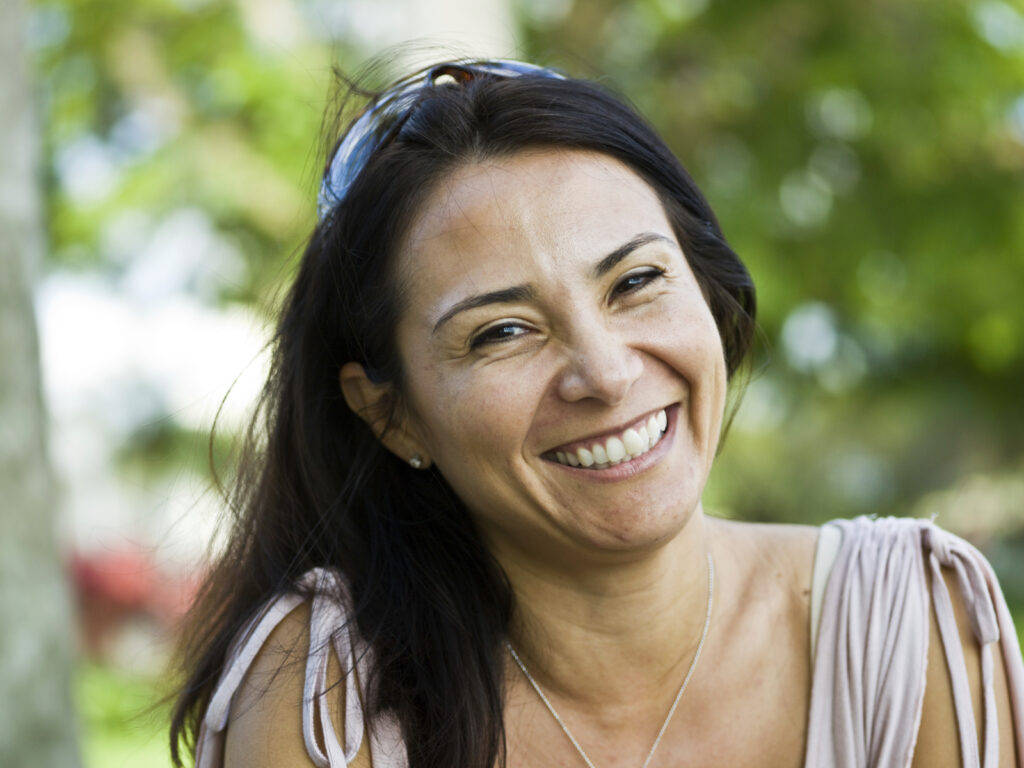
left=223, top=601, right=321, bottom=767
left=222, top=597, right=373, bottom=768
left=804, top=516, right=1021, bottom=767
left=707, top=516, right=819, bottom=597
left=911, top=528, right=1021, bottom=767
left=701, top=517, right=819, bottom=763
left=706, top=516, right=819, bottom=654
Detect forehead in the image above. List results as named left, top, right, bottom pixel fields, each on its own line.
left=398, top=149, right=675, bottom=296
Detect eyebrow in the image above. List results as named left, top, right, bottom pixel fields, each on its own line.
left=431, top=231, right=675, bottom=334
left=432, top=285, right=536, bottom=334
left=592, top=232, right=676, bottom=278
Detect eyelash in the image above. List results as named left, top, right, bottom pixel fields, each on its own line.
left=469, top=323, right=527, bottom=349
left=611, top=267, right=665, bottom=297
left=468, top=268, right=666, bottom=349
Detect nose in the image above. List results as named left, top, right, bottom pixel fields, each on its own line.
left=556, top=326, right=644, bottom=405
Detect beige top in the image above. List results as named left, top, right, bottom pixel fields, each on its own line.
left=196, top=517, right=1024, bottom=767
left=805, top=516, right=1024, bottom=767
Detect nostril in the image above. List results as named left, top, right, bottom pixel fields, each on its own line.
left=557, top=337, right=643, bottom=404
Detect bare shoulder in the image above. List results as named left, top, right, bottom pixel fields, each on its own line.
left=911, top=563, right=1020, bottom=768
left=706, top=515, right=819, bottom=594
left=699, top=517, right=820, bottom=767
left=223, top=600, right=373, bottom=768
left=705, top=516, right=820, bottom=657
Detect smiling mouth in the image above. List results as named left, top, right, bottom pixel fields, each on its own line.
left=545, top=407, right=669, bottom=470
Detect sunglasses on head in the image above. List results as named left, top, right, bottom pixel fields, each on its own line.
left=317, top=59, right=565, bottom=221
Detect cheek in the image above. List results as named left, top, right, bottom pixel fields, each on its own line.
left=649, top=297, right=725, bottom=372
left=411, top=364, right=535, bottom=468
left=649, top=299, right=729, bottom=442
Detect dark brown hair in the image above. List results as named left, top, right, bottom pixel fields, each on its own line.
left=171, top=64, right=756, bottom=768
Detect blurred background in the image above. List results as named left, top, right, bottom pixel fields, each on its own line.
left=2, top=0, right=1022, bottom=765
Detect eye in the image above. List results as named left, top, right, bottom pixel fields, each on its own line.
left=611, top=267, right=665, bottom=298
left=469, top=322, right=530, bottom=349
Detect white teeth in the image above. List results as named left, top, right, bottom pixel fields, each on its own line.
left=647, top=416, right=660, bottom=445
left=577, top=447, right=594, bottom=467
left=550, top=408, right=669, bottom=469
left=605, top=437, right=626, bottom=463
left=622, top=429, right=644, bottom=456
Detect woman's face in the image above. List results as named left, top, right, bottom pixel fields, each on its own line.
left=392, top=149, right=728, bottom=563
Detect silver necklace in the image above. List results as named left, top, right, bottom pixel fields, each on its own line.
left=506, top=552, right=714, bottom=768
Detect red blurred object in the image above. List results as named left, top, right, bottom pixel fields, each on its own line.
left=69, top=547, right=202, bottom=659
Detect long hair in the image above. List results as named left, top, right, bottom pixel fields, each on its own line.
left=170, top=65, right=756, bottom=768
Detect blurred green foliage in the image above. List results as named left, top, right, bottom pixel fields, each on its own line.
left=77, top=661, right=172, bottom=768
left=31, top=0, right=345, bottom=302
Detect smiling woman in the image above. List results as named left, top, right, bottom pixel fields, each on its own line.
left=169, top=59, right=1024, bottom=768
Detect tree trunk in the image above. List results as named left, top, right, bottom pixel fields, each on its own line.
left=0, top=0, right=82, bottom=764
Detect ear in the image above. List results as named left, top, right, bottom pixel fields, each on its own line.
left=339, top=362, right=430, bottom=467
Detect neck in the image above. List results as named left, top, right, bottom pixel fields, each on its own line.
left=499, top=509, right=712, bottom=711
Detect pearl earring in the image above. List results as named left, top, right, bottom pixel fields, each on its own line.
left=409, top=455, right=424, bottom=469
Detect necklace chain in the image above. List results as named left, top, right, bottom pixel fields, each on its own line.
left=506, top=552, right=714, bottom=768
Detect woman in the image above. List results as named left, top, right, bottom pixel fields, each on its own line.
left=170, top=59, right=1024, bottom=768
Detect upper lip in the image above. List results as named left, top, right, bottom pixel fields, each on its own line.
left=543, top=404, right=673, bottom=455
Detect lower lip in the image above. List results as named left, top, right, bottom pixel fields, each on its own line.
left=544, top=403, right=679, bottom=483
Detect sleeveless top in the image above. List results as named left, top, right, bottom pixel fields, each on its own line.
left=195, top=516, right=1024, bottom=767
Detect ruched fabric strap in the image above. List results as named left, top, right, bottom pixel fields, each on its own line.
left=195, top=568, right=408, bottom=767
left=924, top=525, right=1024, bottom=768
left=805, top=516, right=931, bottom=768
left=301, top=569, right=359, bottom=767
left=804, top=516, right=1024, bottom=768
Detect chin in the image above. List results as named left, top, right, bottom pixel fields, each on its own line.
left=575, top=499, right=700, bottom=554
